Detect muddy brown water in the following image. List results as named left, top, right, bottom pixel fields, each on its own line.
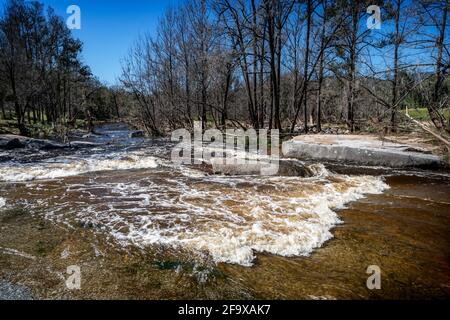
left=0, top=126, right=449, bottom=299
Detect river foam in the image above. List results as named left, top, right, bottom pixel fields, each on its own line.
left=0, top=197, right=5, bottom=208
left=1, top=161, right=389, bottom=266
left=0, top=150, right=159, bottom=182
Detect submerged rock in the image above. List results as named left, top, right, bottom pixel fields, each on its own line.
left=4, top=138, right=25, bottom=150
left=37, top=141, right=69, bottom=150
left=210, top=159, right=314, bottom=177
left=129, top=130, right=144, bottom=138
left=277, top=159, right=315, bottom=176
left=0, top=135, right=27, bottom=150
left=0, top=134, right=104, bottom=153
left=0, top=135, right=68, bottom=150
left=69, top=141, right=103, bottom=148
left=211, top=160, right=261, bottom=175
left=0, top=280, right=34, bottom=300
left=82, top=133, right=101, bottom=139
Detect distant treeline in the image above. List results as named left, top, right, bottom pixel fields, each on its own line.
left=0, top=0, right=449, bottom=138
left=0, top=0, right=127, bottom=136
left=121, top=0, right=449, bottom=135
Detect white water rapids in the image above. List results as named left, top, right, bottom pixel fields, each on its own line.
left=0, top=143, right=389, bottom=266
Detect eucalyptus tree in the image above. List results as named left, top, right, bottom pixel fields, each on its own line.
left=415, top=0, right=449, bottom=132
left=0, top=0, right=92, bottom=136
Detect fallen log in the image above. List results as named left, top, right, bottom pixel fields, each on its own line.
left=404, top=107, right=450, bottom=150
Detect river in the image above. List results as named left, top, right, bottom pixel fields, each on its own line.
left=0, top=123, right=449, bottom=299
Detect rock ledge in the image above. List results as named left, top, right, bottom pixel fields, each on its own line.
left=282, top=135, right=443, bottom=168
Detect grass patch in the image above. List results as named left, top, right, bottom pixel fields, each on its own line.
left=402, top=108, right=450, bottom=121
left=75, top=119, right=87, bottom=129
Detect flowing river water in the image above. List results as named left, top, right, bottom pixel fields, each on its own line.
left=0, top=123, right=449, bottom=299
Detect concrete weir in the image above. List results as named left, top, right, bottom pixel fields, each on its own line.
left=282, top=135, right=444, bottom=168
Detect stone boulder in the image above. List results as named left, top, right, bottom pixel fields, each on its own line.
left=0, top=135, right=27, bottom=150
left=282, top=135, right=443, bottom=168
left=4, top=138, right=26, bottom=150
left=210, top=158, right=314, bottom=177
left=129, top=130, right=145, bottom=138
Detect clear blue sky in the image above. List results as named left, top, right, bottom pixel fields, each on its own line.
left=13, top=0, right=181, bottom=85
left=0, top=1, right=437, bottom=84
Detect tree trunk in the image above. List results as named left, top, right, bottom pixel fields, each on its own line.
left=316, top=0, right=326, bottom=133
left=347, top=8, right=358, bottom=133
left=221, top=70, right=231, bottom=127
left=0, top=94, right=6, bottom=120
left=303, top=0, right=312, bottom=134
left=390, top=0, right=401, bottom=133
left=429, top=4, right=447, bottom=131
left=251, top=0, right=259, bottom=130
left=266, top=0, right=281, bottom=130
